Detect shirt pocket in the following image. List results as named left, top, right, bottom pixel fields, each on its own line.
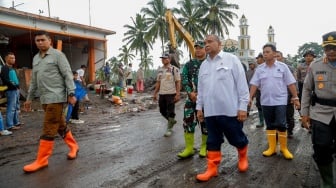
left=216, top=67, right=231, bottom=80
left=315, top=74, right=328, bottom=90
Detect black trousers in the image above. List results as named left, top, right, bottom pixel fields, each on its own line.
left=158, top=94, right=176, bottom=120
left=71, top=100, right=80, bottom=120
left=311, top=117, right=336, bottom=165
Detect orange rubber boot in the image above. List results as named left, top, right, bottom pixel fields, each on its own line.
left=237, top=145, right=248, bottom=172
left=23, top=139, right=54, bottom=173
left=64, top=131, right=79, bottom=160
left=196, top=151, right=221, bottom=182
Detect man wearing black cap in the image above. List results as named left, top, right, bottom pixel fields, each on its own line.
left=153, top=53, right=181, bottom=137
left=297, top=50, right=316, bottom=104
left=178, top=41, right=207, bottom=159
left=301, top=31, right=336, bottom=188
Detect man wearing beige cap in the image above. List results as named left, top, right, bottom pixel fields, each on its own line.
left=301, top=31, right=336, bottom=188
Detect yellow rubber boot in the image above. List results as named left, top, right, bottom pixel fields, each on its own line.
left=64, top=131, right=79, bottom=160
left=196, top=151, right=221, bottom=182
left=178, top=133, right=195, bottom=159
left=237, top=145, right=248, bottom=172
left=263, top=130, right=277, bottom=157
left=23, top=139, right=54, bottom=173
left=278, top=131, right=293, bottom=160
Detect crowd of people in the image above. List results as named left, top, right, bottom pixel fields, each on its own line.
left=0, top=29, right=335, bottom=187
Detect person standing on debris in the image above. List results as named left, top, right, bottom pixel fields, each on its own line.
left=249, top=44, right=300, bottom=160
left=23, top=30, right=79, bottom=173
left=76, top=64, right=87, bottom=87
left=301, top=31, right=336, bottom=188
left=136, top=66, right=144, bottom=93
left=125, top=63, right=133, bottom=86
left=153, top=53, right=181, bottom=137
left=70, top=71, right=86, bottom=124
left=103, top=62, right=111, bottom=83
left=196, top=34, right=249, bottom=182
left=275, top=50, right=296, bottom=138
left=117, top=63, right=124, bottom=88
left=1, top=52, right=23, bottom=131
left=178, top=41, right=207, bottom=159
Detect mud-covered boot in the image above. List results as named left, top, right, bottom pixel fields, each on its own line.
left=317, top=163, right=334, bottom=188
left=164, top=117, right=176, bottom=137
left=256, top=112, right=264, bottom=128
left=263, top=130, right=277, bottom=157
left=23, top=139, right=54, bottom=173
left=278, top=131, right=293, bottom=159
left=199, top=134, right=207, bottom=158
left=237, top=145, right=248, bottom=172
left=196, top=151, right=221, bottom=182
left=178, top=133, right=194, bottom=159
left=64, top=131, right=79, bottom=160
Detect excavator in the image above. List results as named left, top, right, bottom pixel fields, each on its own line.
left=165, top=9, right=196, bottom=68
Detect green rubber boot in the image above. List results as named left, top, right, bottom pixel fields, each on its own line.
left=199, top=134, right=207, bottom=157
left=178, top=133, right=195, bottom=158
left=164, top=117, right=177, bottom=137
left=317, top=163, right=334, bottom=188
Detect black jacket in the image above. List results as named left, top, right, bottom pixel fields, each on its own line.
left=0, top=65, right=19, bottom=90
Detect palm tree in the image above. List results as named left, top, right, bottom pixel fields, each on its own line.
left=118, top=45, right=135, bottom=66
left=123, top=13, right=153, bottom=65
left=141, top=0, right=167, bottom=54
left=196, top=0, right=239, bottom=38
left=139, top=53, right=154, bottom=78
left=173, top=0, right=206, bottom=44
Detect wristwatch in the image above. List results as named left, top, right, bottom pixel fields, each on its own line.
left=68, top=93, right=75, bottom=97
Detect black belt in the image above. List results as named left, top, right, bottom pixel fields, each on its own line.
left=316, top=97, right=336, bottom=107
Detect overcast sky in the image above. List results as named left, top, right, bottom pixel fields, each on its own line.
left=2, top=0, right=335, bottom=69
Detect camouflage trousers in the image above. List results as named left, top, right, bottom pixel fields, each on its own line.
left=41, top=103, right=69, bottom=140
left=183, top=99, right=207, bottom=134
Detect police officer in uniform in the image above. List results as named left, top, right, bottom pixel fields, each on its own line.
left=301, top=31, right=336, bottom=188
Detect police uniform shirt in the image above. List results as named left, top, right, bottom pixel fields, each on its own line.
left=300, top=59, right=336, bottom=125
left=156, top=65, right=180, bottom=95
left=297, top=62, right=310, bottom=83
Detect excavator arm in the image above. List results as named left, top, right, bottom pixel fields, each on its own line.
left=165, top=9, right=195, bottom=58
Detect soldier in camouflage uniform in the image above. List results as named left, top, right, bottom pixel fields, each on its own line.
left=178, top=41, right=207, bottom=159
left=301, top=31, right=336, bottom=188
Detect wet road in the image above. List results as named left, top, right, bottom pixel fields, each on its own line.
left=0, top=96, right=324, bottom=188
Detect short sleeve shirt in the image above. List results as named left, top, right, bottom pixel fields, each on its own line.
left=156, top=65, right=180, bottom=95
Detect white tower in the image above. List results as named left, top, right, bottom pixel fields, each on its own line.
left=267, top=25, right=276, bottom=46
left=237, top=15, right=255, bottom=65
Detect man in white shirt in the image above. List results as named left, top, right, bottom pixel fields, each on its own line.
left=196, top=34, right=249, bottom=182
left=76, top=65, right=87, bottom=86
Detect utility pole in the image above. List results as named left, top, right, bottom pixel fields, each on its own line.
left=11, top=0, right=24, bottom=9
left=47, top=0, right=51, bottom=17
left=88, top=0, right=91, bottom=26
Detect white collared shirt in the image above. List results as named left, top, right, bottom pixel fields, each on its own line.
left=196, top=51, right=249, bottom=117
left=250, top=60, right=296, bottom=106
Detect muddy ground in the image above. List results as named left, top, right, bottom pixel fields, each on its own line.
left=0, top=91, right=326, bottom=188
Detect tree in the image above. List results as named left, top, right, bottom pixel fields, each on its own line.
left=123, top=13, right=153, bottom=65
left=292, top=42, right=324, bottom=65
left=195, top=0, right=239, bottom=38
left=118, top=45, right=135, bottom=66
left=139, top=54, right=154, bottom=78
left=141, top=0, right=167, bottom=54
left=173, top=0, right=206, bottom=44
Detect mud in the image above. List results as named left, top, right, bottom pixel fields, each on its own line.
left=0, top=91, right=324, bottom=188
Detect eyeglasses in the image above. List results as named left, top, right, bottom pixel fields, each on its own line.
left=324, top=45, right=336, bottom=52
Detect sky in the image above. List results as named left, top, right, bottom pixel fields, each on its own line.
left=1, top=0, right=336, bottom=69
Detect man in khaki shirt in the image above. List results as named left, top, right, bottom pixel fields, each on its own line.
left=153, top=53, right=181, bottom=137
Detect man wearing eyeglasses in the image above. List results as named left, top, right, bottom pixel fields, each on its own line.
left=301, top=31, right=336, bottom=188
